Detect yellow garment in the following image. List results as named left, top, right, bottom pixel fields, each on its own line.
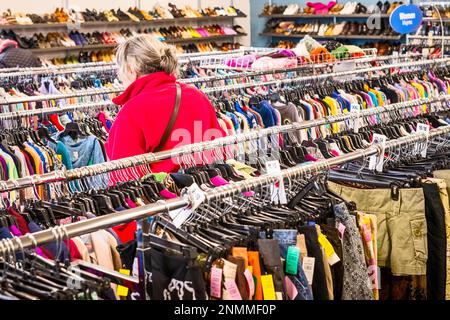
left=357, top=212, right=379, bottom=300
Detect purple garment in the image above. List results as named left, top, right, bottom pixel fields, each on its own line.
left=267, top=49, right=297, bottom=58
left=0, top=156, right=8, bottom=180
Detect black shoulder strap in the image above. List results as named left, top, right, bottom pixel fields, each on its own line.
left=154, top=83, right=182, bottom=152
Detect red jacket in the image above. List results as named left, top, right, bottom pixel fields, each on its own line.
left=105, top=72, right=225, bottom=173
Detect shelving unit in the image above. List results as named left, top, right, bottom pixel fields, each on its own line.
left=260, top=32, right=402, bottom=41
left=1, top=12, right=248, bottom=57
left=259, top=12, right=401, bottom=44
left=28, top=34, right=247, bottom=54
left=0, top=14, right=247, bottom=31
left=259, top=13, right=389, bottom=19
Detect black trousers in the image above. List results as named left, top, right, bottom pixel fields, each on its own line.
left=298, top=225, right=329, bottom=300
left=422, top=182, right=447, bottom=300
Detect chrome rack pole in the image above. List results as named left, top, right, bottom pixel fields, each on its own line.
left=202, top=57, right=450, bottom=94
left=0, top=94, right=448, bottom=192
left=0, top=101, right=117, bottom=120
left=1, top=56, right=448, bottom=106
left=2, top=125, right=450, bottom=253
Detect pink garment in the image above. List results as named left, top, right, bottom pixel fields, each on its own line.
left=126, top=198, right=137, bottom=208
left=10, top=225, right=47, bottom=258
left=251, top=57, right=298, bottom=71
left=243, top=191, right=255, bottom=197
left=225, top=54, right=258, bottom=68
left=211, top=175, right=229, bottom=187
left=96, top=112, right=110, bottom=133
left=304, top=154, right=318, bottom=162
left=330, top=150, right=340, bottom=157
left=160, top=189, right=178, bottom=199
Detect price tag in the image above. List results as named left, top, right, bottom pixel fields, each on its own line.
left=117, top=269, right=130, bottom=297
left=285, top=276, right=298, bottom=300
left=244, top=269, right=255, bottom=299
left=351, top=104, right=361, bottom=133
left=265, top=160, right=287, bottom=204
left=416, top=123, right=430, bottom=158
left=368, top=133, right=387, bottom=172
left=302, top=257, right=315, bottom=285
left=260, top=274, right=276, bottom=300
left=224, top=280, right=242, bottom=300
left=338, top=223, right=346, bottom=240
left=171, top=183, right=206, bottom=228
left=210, top=267, right=223, bottom=299
left=318, top=234, right=340, bottom=266
left=285, top=246, right=300, bottom=275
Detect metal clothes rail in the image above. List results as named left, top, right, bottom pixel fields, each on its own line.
left=0, top=94, right=447, bottom=193
left=0, top=48, right=274, bottom=78
left=202, top=57, right=450, bottom=93
left=1, top=56, right=447, bottom=106
left=1, top=124, right=449, bottom=254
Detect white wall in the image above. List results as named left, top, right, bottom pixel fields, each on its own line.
left=0, top=0, right=251, bottom=45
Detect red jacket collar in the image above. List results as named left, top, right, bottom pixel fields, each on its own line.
left=113, top=72, right=176, bottom=105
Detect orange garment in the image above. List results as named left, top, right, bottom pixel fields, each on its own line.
left=248, top=251, right=263, bottom=300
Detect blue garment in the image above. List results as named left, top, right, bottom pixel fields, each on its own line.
left=53, top=133, right=105, bottom=168
left=259, top=229, right=313, bottom=300
left=0, top=227, right=24, bottom=260
left=252, top=100, right=276, bottom=128
left=28, top=221, right=70, bottom=261
left=234, top=101, right=257, bottom=128
left=367, top=91, right=378, bottom=107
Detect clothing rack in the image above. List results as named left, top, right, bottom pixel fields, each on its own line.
left=1, top=124, right=449, bottom=255
left=202, top=57, right=450, bottom=94
left=0, top=94, right=447, bottom=193
left=1, top=56, right=447, bottom=106
left=0, top=48, right=274, bottom=78
left=182, top=52, right=425, bottom=85
left=0, top=101, right=117, bottom=120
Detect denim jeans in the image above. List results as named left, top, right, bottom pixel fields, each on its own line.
left=260, top=229, right=314, bottom=300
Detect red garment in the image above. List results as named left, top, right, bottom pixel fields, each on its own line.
left=105, top=72, right=226, bottom=174
left=112, top=220, right=137, bottom=243
left=7, top=207, right=30, bottom=234
left=49, top=114, right=64, bottom=131
left=64, top=239, right=82, bottom=261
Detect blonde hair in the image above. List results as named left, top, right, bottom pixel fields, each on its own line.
left=115, top=34, right=178, bottom=78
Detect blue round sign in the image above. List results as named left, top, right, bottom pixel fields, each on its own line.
left=389, top=4, right=423, bottom=34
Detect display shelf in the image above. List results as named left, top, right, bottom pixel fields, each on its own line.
left=0, top=14, right=247, bottom=31
left=28, top=34, right=247, bottom=54
left=259, top=13, right=389, bottom=19
left=423, top=17, right=450, bottom=22
left=260, top=32, right=402, bottom=40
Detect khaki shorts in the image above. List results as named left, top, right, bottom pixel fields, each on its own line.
left=328, top=181, right=427, bottom=276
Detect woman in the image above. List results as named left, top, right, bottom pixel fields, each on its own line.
left=105, top=34, right=225, bottom=173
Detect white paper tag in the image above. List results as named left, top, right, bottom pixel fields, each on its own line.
left=351, top=104, right=361, bottom=133
left=368, top=133, right=387, bottom=172
left=171, top=183, right=206, bottom=228
left=302, top=257, right=315, bottom=285
left=72, top=151, right=79, bottom=160
left=416, top=123, right=430, bottom=158
left=265, top=160, right=287, bottom=204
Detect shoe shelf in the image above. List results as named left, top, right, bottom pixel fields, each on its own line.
left=423, top=17, right=450, bottom=23
left=259, top=13, right=389, bottom=19
left=260, top=32, right=402, bottom=41
left=407, top=35, right=450, bottom=40
left=167, top=34, right=247, bottom=44
left=0, top=14, right=247, bottom=31
left=28, top=34, right=247, bottom=54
